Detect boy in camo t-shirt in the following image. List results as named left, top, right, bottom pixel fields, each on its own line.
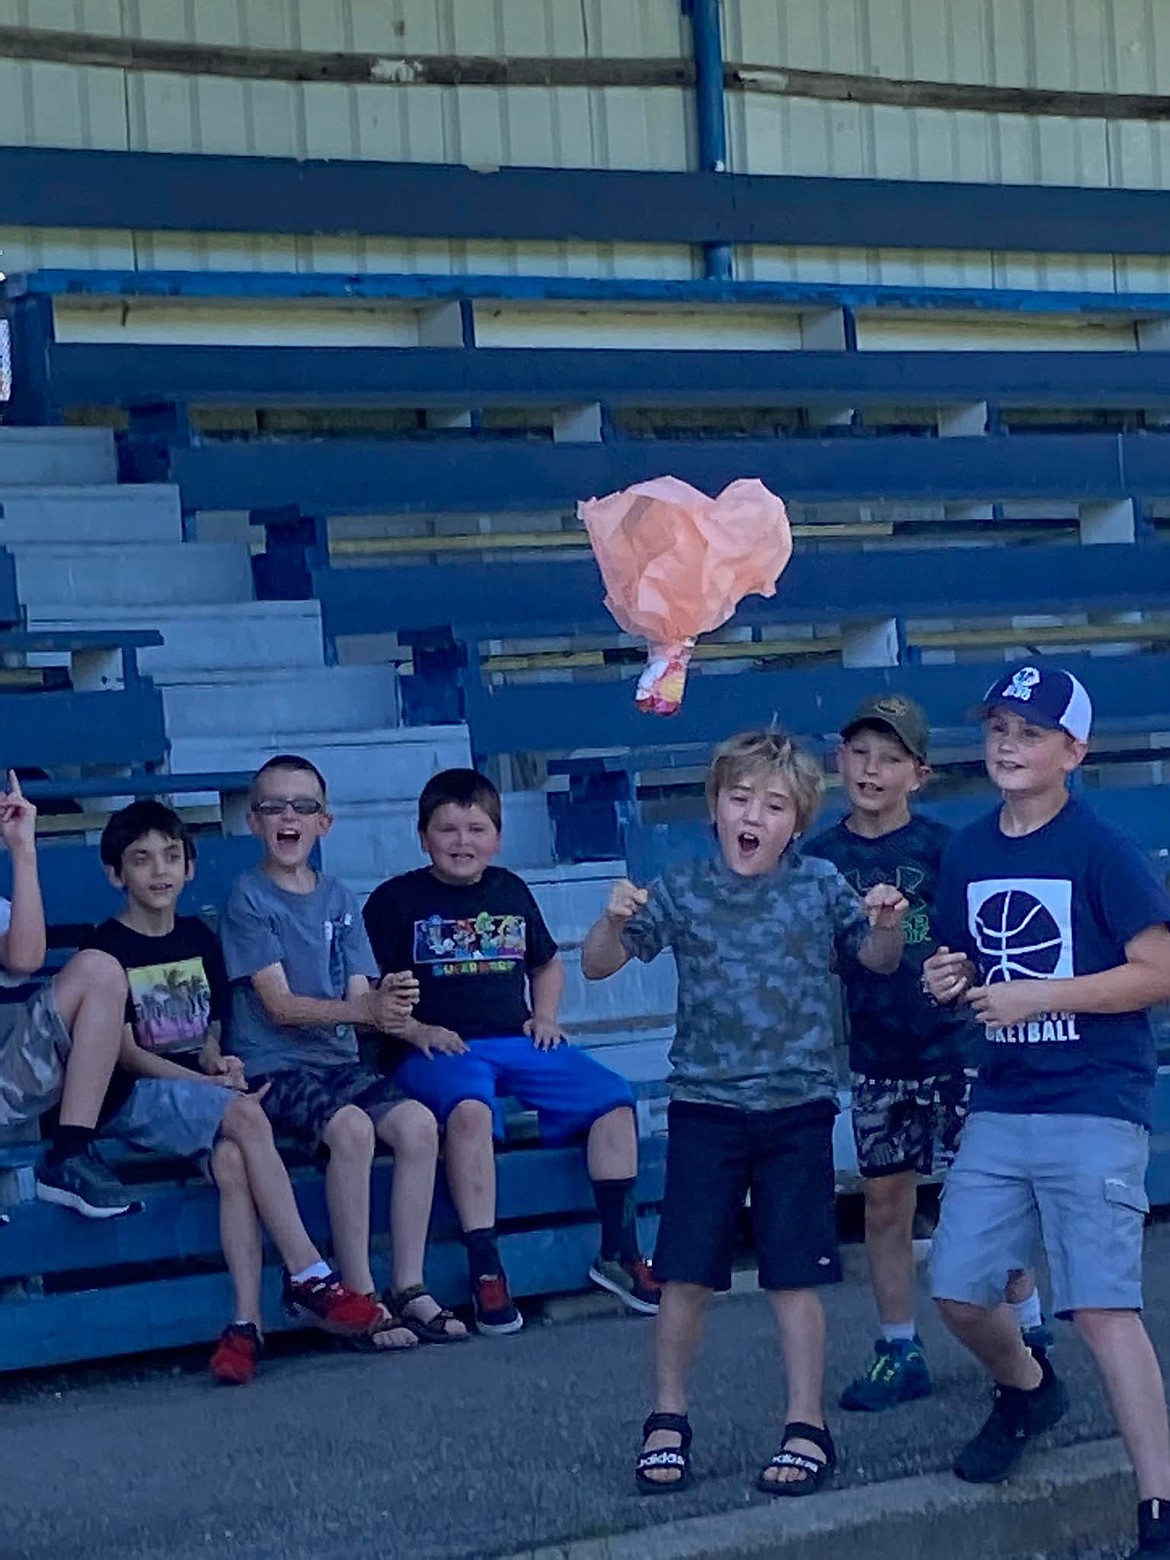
left=583, top=730, right=908, bottom=1500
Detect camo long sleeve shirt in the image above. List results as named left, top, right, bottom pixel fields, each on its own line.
left=621, top=848, right=870, bottom=1112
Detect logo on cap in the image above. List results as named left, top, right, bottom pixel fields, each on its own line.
left=1003, top=667, right=1041, bottom=703
left=873, top=696, right=910, bottom=718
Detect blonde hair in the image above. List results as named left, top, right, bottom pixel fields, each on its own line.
left=705, top=728, right=824, bottom=836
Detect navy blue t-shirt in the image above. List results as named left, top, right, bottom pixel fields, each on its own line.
left=935, top=796, right=1170, bottom=1128
left=806, top=813, right=978, bottom=1080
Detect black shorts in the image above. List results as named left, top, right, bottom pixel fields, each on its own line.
left=653, top=1098, right=842, bottom=1293
left=255, top=1062, right=408, bottom=1151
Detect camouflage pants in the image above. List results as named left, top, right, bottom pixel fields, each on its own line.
left=850, top=1072, right=973, bottom=1179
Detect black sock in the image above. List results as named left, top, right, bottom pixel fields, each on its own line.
left=464, top=1226, right=501, bottom=1284
left=45, top=1124, right=94, bottom=1168
left=593, top=1176, right=639, bottom=1263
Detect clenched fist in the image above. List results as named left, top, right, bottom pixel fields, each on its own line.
left=863, top=883, right=909, bottom=930
left=605, top=879, right=649, bottom=923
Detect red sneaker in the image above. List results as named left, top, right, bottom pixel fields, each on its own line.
left=473, top=1273, right=524, bottom=1336
left=283, top=1270, right=383, bottom=1336
left=210, top=1322, right=261, bottom=1385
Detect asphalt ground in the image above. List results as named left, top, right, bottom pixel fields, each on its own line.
left=2, top=1223, right=1167, bottom=1560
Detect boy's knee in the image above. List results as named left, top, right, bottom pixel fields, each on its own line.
left=385, top=1098, right=439, bottom=1157
left=1073, top=1307, right=1135, bottom=1349
left=59, top=948, right=127, bottom=1002
left=863, top=1173, right=915, bottom=1225
left=936, top=1296, right=989, bottom=1330
left=222, top=1094, right=272, bottom=1141
left=323, top=1103, right=376, bottom=1159
left=211, top=1138, right=248, bottom=1190
left=446, top=1098, right=492, bottom=1142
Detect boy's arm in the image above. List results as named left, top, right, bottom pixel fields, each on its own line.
left=969, top=924, right=1170, bottom=1029
left=198, top=1022, right=246, bottom=1089
left=582, top=879, right=649, bottom=980
left=855, top=884, right=909, bottom=974
left=118, top=1022, right=240, bottom=1087
left=250, top=962, right=385, bottom=1031
left=524, top=955, right=567, bottom=1049
left=0, top=774, right=44, bottom=975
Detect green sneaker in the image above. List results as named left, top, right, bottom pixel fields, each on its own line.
left=840, top=1337, right=933, bottom=1412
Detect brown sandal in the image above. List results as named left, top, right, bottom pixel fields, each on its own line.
left=386, top=1284, right=469, bottom=1344
left=346, top=1297, right=418, bottom=1352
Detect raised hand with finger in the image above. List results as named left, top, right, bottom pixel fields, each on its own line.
left=0, top=771, right=36, bottom=855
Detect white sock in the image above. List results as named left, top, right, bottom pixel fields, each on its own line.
left=881, top=1321, right=917, bottom=1344
left=291, top=1260, right=332, bottom=1284
left=1012, top=1291, right=1043, bottom=1332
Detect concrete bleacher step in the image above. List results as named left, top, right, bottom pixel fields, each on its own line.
left=168, top=724, right=472, bottom=805
left=0, top=485, right=181, bottom=545
left=31, top=601, right=327, bottom=678
left=12, top=542, right=253, bottom=611
left=328, top=789, right=557, bottom=885
left=161, top=665, right=401, bottom=739
left=0, top=427, right=116, bottom=486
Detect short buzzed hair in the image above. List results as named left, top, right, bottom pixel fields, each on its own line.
left=249, top=753, right=328, bottom=807
left=706, top=728, right=824, bottom=836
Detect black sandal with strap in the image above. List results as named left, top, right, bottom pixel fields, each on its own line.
left=635, top=1411, right=693, bottom=1495
left=385, top=1284, right=469, bottom=1345
left=756, top=1420, right=836, bottom=1497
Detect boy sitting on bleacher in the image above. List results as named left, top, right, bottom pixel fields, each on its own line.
left=0, top=770, right=137, bottom=1219
left=221, top=755, right=466, bottom=1349
left=363, top=767, right=659, bottom=1337
left=84, top=801, right=383, bottom=1384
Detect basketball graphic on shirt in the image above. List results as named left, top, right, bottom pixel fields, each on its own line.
left=967, top=877, right=1074, bottom=984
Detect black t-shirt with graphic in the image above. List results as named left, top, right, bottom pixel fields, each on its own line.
left=363, top=867, right=559, bottom=1061
left=82, top=916, right=231, bottom=1120
left=805, top=813, right=977, bottom=1080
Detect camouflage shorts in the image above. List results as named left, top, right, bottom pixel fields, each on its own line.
left=0, top=984, right=73, bottom=1130
left=850, top=1072, right=973, bottom=1179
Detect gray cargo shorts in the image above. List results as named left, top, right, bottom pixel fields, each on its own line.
left=930, top=1110, right=1149, bottom=1318
left=0, top=984, right=73, bottom=1130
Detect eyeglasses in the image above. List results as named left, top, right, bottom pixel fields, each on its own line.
left=253, top=798, right=325, bottom=818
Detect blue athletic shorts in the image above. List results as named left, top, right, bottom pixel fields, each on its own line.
left=394, top=1035, right=634, bottom=1144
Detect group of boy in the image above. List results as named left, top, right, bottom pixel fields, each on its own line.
left=0, top=755, right=659, bottom=1381
left=580, top=662, right=1170, bottom=1559
left=0, top=657, right=1168, bottom=1556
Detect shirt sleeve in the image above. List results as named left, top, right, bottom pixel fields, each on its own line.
left=220, top=880, right=283, bottom=982
left=362, top=881, right=405, bottom=975
left=822, top=865, right=870, bottom=960
left=1090, top=830, right=1170, bottom=952
left=516, top=879, right=558, bottom=970
left=339, top=886, right=380, bottom=982
left=620, top=875, right=675, bottom=964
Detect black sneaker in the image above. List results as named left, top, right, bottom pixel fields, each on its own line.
left=954, top=1352, right=1068, bottom=1483
left=35, top=1146, right=135, bottom=1219
left=1135, top=1497, right=1170, bottom=1555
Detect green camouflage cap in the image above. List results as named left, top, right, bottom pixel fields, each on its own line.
left=840, top=693, right=930, bottom=761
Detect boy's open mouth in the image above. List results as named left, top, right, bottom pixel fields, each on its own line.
left=276, top=826, right=302, bottom=843
left=736, top=830, right=761, bottom=856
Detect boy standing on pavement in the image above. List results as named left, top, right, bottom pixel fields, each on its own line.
left=807, top=695, right=1045, bottom=1412
left=583, top=729, right=908, bottom=1498
left=924, top=665, right=1170, bottom=1557
left=221, top=755, right=467, bottom=1351
left=86, top=801, right=382, bottom=1384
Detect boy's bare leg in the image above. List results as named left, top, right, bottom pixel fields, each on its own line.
left=937, top=1298, right=1043, bottom=1390
left=211, top=1138, right=264, bottom=1328
left=375, top=1100, right=439, bottom=1290
left=320, top=1104, right=377, bottom=1295
left=1074, top=1309, right=1170, bottom=1500
left=51, top=950, right=127, bottom=1127
left=642, top=1281, right=711, bottom=1482
left=218, top=1096, right=319, bottom=1275
left=761, top=1288, right=829, bottom=1485
left=443, top=1098, right=496, bottom=1232
left=861, top=1171, right=918, bottom=1327
left=586, top=1105, right=638, bottom=1180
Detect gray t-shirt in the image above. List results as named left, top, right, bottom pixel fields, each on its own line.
left=220, top=869, right=379, bottom=1075
left=621, top=849, right=871, bottom=1112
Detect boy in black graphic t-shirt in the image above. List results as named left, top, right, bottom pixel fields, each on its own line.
left=88, top=802, right=381, bottom=1383
left=807, top=695, right=1041, bottom=1413
left=364, top=769, right=658, bottom=1336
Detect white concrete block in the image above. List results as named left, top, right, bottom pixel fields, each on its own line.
left=0, top=428, right=116, bottom=485
left=162, top=665, right=400, bottom=739
left=28, top=601, right=327, bottom=678
left=494, top=789, right=555, bottom=871
left=320, top=802, right=421, bottom=884
left=14, top=543, right=253, bottom=612
left=0, top=485, right=182, bottom=546
left=560, top=947, right=676, bottom=1029
left=167, top=725, right=472, bottom=805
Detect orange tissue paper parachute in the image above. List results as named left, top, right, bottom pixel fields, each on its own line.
left=578, top=476, right=793, bottom=716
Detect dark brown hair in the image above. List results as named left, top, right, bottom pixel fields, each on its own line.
left=249, top=753, right=328, bottom=807
left=418, top=768, right=502, bottom=834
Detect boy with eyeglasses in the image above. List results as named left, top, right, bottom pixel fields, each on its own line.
left=220, top=755, right=467, bottom=1350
